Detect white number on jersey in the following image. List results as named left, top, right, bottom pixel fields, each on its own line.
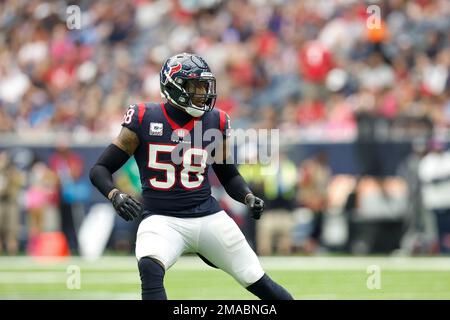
left=148, top=144, right=207, bottom=190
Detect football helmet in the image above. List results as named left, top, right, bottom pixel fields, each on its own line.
left=160, top=53, right=217, bottom=117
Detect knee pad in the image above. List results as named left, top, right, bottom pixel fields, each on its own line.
left=138, top=257, right=167, bottom=300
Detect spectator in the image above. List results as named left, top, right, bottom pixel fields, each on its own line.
left=0, top=151, right=24, bottom=254
left=418, top=139, right=450, bottom=254
left=298, top=151, right=332, bottom=253
left=397, top=138, right=434, bottom=254
left=49, top=141, right=89, bottom=254
left=251, top=151, right=298, bottom=256
left=24, top=158, right=58, bottom=252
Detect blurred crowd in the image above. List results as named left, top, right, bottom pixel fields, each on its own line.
left=0, top=0, right=448, bottom=142
left=0, top=145, right=85, bottom=255
left=1, top=0, right=450, bottom=256
left=0, top=145, right=141, bottom=256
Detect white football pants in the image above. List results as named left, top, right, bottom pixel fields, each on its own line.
left=135, top=210, right=264, bottom=287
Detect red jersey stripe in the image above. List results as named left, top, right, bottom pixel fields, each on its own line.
left=160, top=103, right=199, bottom=131
left=138, top=103, right=146, bottom=126
left=219, top=109, right=226, bottom=132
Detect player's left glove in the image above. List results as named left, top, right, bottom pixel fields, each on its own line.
left=110, top=191, right=142, bottom=221
left=245, top=194, right=264, bottom=220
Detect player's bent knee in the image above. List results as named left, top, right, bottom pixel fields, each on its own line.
left=138, top=257, right=167, bottom=300
left=236, top=263, right=265, bottom=288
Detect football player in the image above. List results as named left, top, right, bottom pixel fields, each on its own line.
left=90, top=53, right=293, bottom=300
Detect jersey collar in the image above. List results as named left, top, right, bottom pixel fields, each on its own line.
left=160, top=103, right=200, bottom=131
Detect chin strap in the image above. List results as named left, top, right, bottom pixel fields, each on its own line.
left=185, top=106, right=205, bottom=117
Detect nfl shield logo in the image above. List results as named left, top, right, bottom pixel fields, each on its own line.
left=150, top=122, right=163, bottom=136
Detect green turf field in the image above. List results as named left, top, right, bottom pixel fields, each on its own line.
left=1, top=256, right=450, bottom=299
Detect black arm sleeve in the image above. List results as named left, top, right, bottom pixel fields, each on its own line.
left=89, top=144, right=131, bottom=199
left=212, top=163, right=252, bottom=204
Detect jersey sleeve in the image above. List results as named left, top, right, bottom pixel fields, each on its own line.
left=218, top=110, right=231, bottom=138
left=121, top=104, right=142, bottom=134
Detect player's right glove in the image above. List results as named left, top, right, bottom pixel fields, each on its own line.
left=245, top=194, right=265, bottom=220
left=110, top=191, right=142, bottom=221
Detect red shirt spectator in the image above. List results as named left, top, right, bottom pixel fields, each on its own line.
left=49, top=144, right=84, bottom=182
left=298, top=41, right=334, bottom=83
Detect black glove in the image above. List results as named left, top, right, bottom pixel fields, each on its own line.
left=245, top=194, right=264, bottom=220
left=111, top=191, right=142, bottom=221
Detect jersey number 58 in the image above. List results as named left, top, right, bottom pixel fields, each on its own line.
left=148, top=144, right=207, bottom=190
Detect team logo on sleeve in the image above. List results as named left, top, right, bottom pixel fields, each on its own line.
left=149, top=122, right=163, bottom=136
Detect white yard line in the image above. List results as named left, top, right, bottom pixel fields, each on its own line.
left=0, top=292, right=140, bottom=300
left=1, top=256, right=450, bottom=271
left=0, top=272, right=139, bottom=284
left=259, top=256, right=450, bottom=271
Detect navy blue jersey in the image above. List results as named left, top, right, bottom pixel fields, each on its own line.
left=121, top=102, right=231, bottom=218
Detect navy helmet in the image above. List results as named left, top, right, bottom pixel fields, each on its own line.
left=160, top=53, right=217, bottom=117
